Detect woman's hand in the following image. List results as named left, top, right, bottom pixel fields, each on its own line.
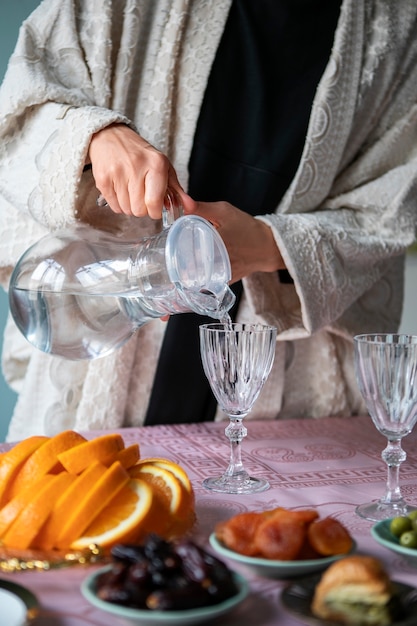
left=182, top=197, right=286, bottom=283
left=88, top=125, right=285, bottom=282
left=88, top=124, right=189, bottom=218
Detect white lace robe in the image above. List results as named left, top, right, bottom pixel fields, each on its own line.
left=0, top=0, right=416, bottom=440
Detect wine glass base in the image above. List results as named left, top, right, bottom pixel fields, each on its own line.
left=356, top=500, right=417, bottom=522
left=202, top=475, right=270, bottom=494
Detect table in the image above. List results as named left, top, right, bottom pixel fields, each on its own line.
left=1, top=415, right=417, bottom=625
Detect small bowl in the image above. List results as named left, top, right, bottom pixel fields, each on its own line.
left=371, top=520, right=417, bottom=566
left=81, top=565, right=249, bottom=626
left=209, top=533, right=356, bottom=579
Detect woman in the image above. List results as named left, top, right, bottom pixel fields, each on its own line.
left=0, top=0, right=416, bottom=440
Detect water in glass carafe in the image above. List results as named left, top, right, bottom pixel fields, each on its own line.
left=9, top=200, right=235, bottom=360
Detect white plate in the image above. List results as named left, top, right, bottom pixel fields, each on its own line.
left=0, top=579, right=38, bottom=626
left=0, top=589, right=26, bottom=626
left=81, top=565, right=249, bottom=626
left=209, top=533, right=356, bottom=578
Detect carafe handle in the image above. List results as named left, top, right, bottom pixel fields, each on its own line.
left=96, top=188, right=183, bottom=228
left=162, top=188, right=184, bottom=228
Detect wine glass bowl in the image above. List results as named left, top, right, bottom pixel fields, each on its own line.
left=354, top=333, right=417, bottom=521
left=199, top=322, right=277, bottom=494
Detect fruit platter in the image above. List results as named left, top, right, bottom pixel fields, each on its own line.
left=0, top=430, right=195, bottom=571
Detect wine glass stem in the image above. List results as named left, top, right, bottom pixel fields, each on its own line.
left=224, top=417, right=248, bottom=479
left=381, top=438, right=407, bottom=504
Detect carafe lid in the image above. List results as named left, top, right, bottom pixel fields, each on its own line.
left=165, top=215, right=235, bottom=317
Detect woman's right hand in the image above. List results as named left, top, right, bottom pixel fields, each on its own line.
left=88, top=123, right=188, bottom=219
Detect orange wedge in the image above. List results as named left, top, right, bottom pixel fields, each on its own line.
left=0, top=436, right=48, bottom=507
left=110, top=444, right=140, bottom=469
left=0, top=475, right=53, bottom=538
left=71, top=478, right=154, bottom=550
left=8, top=430, right=86, bottom=499
left=33, top=461, right=109, bottom=550
left=2, top=472, right=76, bottom=550
left=55, top=460, right=130, bottom=549
left=57, top=433, right=125, bottom=474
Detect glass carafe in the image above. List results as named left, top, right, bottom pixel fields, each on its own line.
left=9, top=199, right=235, bottom=360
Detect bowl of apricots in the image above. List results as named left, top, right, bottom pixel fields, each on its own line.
left=209, top=507, right=355, bottom=578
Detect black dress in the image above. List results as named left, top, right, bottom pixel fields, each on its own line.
left=144, top=0, right=341, bottom=425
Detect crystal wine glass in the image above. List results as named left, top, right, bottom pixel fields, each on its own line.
left=354, top=333, right=417, bottom=521
left=199, top=322, right=277, bottom=494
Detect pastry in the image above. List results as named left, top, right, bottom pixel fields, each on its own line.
left=311, top=555, right=396, bottom=625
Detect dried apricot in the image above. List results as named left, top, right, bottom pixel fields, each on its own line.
left=307, top=516, right=353, bottom=556
left=288, top=509, right=319, bottom=524
left=215, top=511, right=266, bottom=556
left=254, top=511, right=307, bottom=560
left=297, top=535, right=322, bottom=560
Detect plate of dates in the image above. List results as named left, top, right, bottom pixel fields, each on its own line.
left=81, top=535, right=248, bottom=625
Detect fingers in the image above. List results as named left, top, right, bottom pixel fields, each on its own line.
left=89, top=124, right=176, bottom=219
left=94, top=157, right=169, bottom=218
left=142, top=164, right=174, bottom=220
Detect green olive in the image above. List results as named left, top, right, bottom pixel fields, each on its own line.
left=407, top=510, right=417, bottom=522
left=399, top=530, right=417, bottom=549
left=390, top=516, right=412, bottom=537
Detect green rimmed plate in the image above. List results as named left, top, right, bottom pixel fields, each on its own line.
left=371, top=519, right=417, bottom=566
left=81, top=565, right=249, bottom=626
left=209, top=533, right=356, bottom=578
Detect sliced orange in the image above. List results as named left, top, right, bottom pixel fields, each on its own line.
left=111, top=444, right=140, bottom=469
left=131, top=459, right=195, bottom=533
left=2, top=472, right=76, bottom=550
left=0, top=475, right=53, bottom=538
left=129, top=463, right=194, bottom=537
left=34, top=461, right=109, bottom=550
left=71, top=478, right=154, bottom=550
left=128, top=463, right=182, bottom=513
left=57, top=433, right=125, bottom=474
left=0, top=436, right=48, bottom=507
left=134, top=458, right=193, bottom=496
left=8, top=430, right=86, bottom=499
left=55, top=460, right=130, bottom=549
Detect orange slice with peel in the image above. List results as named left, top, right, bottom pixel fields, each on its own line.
left=0, top=435, right=48, bottom=507
left=110, top=444, right=140, bottom=470
left=57, top=433, right=125, bottom=474
left=8, top=430, right=86, bottom=499
left=55, top=460, right=130, bottom=549
left=0, top=474, right=52, bottom=538
left=128, top=463, right=183, bottom=514
left=134, top=458, right=193, bottom=496
left=71, top=478, right=154, bottom=551
left=2, top=472, right=76, bottom=550
left=34, top=461, right=108, bottom=551
left=131, top=458, right=195, bottom=534
left=129, top=463, right=194, bottom=537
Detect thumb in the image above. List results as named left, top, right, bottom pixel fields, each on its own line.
left=178, top=191, right=198, bottom=213
left=184, top=200, right=222, bottom=228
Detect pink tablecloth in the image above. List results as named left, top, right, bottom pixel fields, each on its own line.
left=1, top=415, right=417, bottom=625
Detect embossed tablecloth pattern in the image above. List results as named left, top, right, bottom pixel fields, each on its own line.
left=1, top=415, right=417, bottom=625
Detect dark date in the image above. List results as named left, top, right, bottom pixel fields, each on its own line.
left=96, top=534, right=238, bottom=611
